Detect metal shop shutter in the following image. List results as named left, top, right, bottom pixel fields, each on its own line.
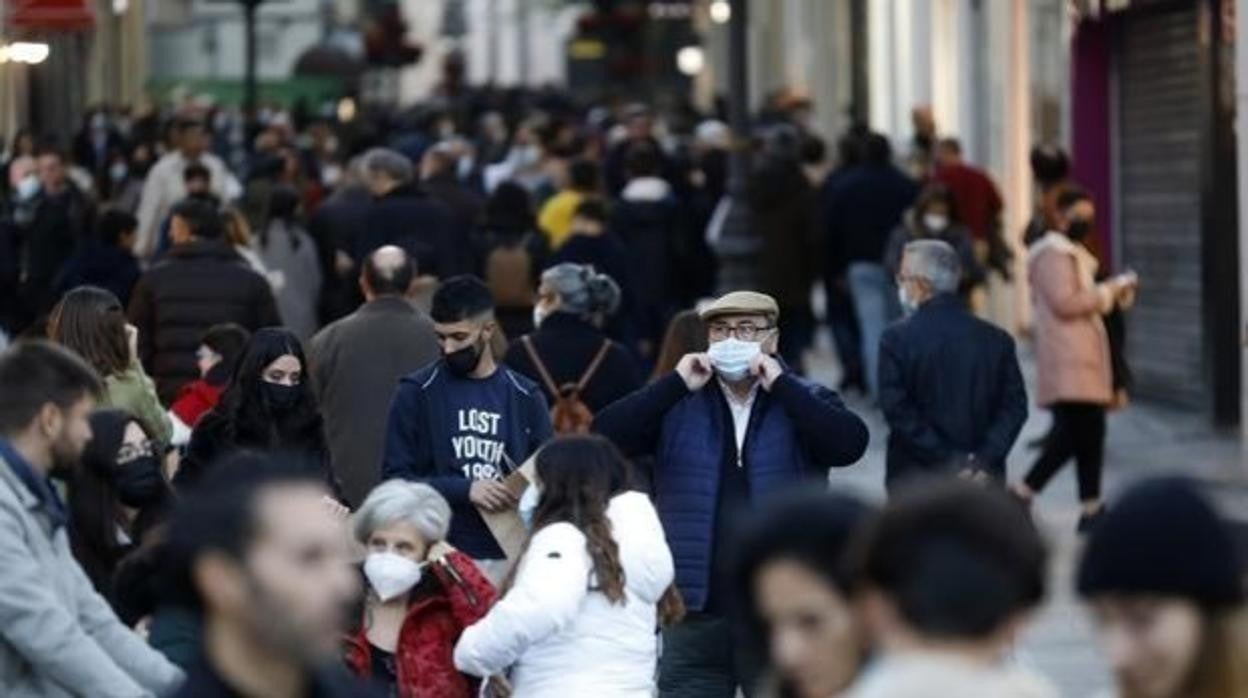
left=1117, top=3, right=1205, bottom=408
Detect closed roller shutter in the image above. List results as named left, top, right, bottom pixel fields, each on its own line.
left=1117, top=4, right=1205, bottom=408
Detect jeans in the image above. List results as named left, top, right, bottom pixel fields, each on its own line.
left=659, top=613, right=760, bottom=698
left=847, top=262, right=901, bottom=401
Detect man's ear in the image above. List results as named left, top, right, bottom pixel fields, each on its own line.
left=193, top=552, right=248, bottom=616
left=764, top=329, right=781, bottom=355
left=38, top=403, right=62, bottom=441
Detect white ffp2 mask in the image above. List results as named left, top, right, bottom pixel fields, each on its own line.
left=363, top=552, right=425, bottom=602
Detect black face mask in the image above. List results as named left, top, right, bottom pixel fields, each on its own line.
left=444, top=338, right=484, bottom=377
left=1066, top=219, right=1093, bottom=242
left=115, top=455, right=165, bottom=508
left=262, top=382, right=302, bottom=412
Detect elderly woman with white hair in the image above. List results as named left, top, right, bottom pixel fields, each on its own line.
left=343, top=479, right=497, bottom=698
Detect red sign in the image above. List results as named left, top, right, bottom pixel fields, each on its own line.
left=6, top=0, right=95, bottom=32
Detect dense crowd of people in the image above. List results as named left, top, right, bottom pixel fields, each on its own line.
left=0, top=88, right=1239, bottom=698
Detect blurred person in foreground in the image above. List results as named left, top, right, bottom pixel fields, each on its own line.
left=127, top=198, right=280, bottom=403
left=344, top=480, right=496, bottom=697
left=455, top=435, right=678, bottom=696
left=879, top=240, right=1026, bottom=493
left=735, top=489, right=874, bottom=698
left=382, top=277, right=553, bottom=583
left=1010, top=188, right=1137, bottom=532
left=505, top=263, right=643, bottom=434
left=594, top=291, right=868, bottom=697
left=308, top=246, right=440, bottom=507
left=1077, top=478, right=1248, bottom=698
left=163, top=453, right=379, bottom=698
left=179, top=328, right=341, bottom=500
left=0, top=341, right=182, bottom=697
left=68, top=408, right=173, bottom=611
left=849, top=481, right=1055, bottom=698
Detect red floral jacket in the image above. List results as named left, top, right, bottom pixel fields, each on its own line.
left=344, top=551, right=497, bottom=698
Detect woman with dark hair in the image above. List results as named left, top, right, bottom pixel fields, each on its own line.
left=167, top=322, right=251, bottom=442
left=178, top=327, right=341, bottom=498
left=734, top=490, right=873, bottom=698
left=49, top=286, right=173, bottom=446
left=1077, top=478, right=1248, bottom=698
left=883, top=183, right=984, bottom=299
left=454, top=435, right=679, bottom=696
left=257, top=185, right=322, bottom=341
left=68, top=408, right=172, bottom=608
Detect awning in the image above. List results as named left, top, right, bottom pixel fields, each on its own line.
left=6, top=0, right=95, bottom=32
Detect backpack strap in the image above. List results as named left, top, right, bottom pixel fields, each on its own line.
left=575, top=340, right=613, bottom=393
left=520, top=336, right=561, bottom=398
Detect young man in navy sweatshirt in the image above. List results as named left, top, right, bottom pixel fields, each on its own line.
left=382, top=276, right=552, bottom=581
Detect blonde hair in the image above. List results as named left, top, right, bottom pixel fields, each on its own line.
left=221, top=207, right=252, bottom=248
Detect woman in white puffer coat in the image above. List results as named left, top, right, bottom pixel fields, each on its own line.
left=454, top=434, right=678, bottom=697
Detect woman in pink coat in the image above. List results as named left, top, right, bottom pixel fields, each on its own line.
left=1011, top=188, right=1136, bottom=532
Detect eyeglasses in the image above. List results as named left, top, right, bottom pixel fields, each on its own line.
left=117, top=440, right=155, bottom=464
left=708, top=321, right=774, bottom=342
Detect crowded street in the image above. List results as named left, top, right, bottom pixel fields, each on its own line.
left=1, top=1, right=1247, bottom=697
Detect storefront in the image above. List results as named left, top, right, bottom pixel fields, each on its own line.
left=1071, top=0, right=1239, bottom=424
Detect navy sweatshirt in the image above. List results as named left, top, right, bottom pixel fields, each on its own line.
left=381, top=361, right=553, bottom=559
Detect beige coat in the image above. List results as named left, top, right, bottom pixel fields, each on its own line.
left=1027, top=232, right=1114, bottom=407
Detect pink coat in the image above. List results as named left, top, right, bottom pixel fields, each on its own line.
left=1027, top=233, right=1114, bottom=407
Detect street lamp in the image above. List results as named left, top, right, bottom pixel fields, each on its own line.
left=709, top=0, right=731, bottom=24
left=676, top=45, right=705, bottom=76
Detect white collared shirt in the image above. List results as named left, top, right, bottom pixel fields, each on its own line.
left=720, top=381, right=759, bottom=468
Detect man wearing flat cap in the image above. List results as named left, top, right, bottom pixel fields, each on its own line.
left=595, top=290, right=869, bottom=697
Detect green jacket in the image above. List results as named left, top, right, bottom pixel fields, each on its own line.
left=104, top=360, right=173, bottom=446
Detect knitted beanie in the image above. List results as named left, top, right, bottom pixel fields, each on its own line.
left=1077, top=477, right=1244, bottom=607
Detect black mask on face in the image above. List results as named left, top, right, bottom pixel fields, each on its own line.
left=444, top=337, right=485, bottom=377
left=1066, top=218, right=1093, bottom=242
left=115, top=455, right=164, bottom=508
left=262, top=382, right=301, bottom=412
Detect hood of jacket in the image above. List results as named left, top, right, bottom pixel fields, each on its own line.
left=607, top=491, right=675, bottom=604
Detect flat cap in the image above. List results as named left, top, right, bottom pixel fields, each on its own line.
left=699, top=291, right=780, bottom=323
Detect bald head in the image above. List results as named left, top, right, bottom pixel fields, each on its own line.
left=361, top=246, right=415, bottom=300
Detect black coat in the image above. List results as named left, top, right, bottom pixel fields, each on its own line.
left=423, top=173, right=483, bottom=276
left=53, top=243, right=142, bottom=307
left=878, top=294, right=1027, bottom=490
left=127, top=241, right=281, bottom=403
left=503, top=313, right=644, bottom=414
left=822, top=164, right=918, bottom=274
left=308, top=185, right=372, bottom=323
left=609, top=191, right=683, bottom=349
left=547, top=232, right=637, bottom=347
left=358, top=183, right=458, bottom=279
left=21, top=183, right=95, bottom=317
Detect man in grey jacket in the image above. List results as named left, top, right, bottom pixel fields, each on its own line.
left=308, top=246, right=440, bottom=506
left=0, top=341, right=183, bottom=698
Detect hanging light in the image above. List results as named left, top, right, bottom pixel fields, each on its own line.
left=709, top=0, right=731, bottom=24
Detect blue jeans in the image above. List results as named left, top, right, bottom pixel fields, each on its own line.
left=659, top=613, right=760, bottom=698
left=847, top=262, right=901, bottom=401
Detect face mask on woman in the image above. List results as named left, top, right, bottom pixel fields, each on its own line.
left=922, top=213, right=949, bottom=231
left=706, top=338, right=762, bottom=382
left=115, top=455, right=164, bottom=508
left=262, top=382, right=301, bottom=411
left=364, top=551, right=426, bottom=602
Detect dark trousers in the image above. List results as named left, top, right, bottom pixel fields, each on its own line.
left=778, top=305, right=815, bottom=374
left=1023, top=402, right=1106, bottom=501
left=824, top=276, right=862, bottom=389
left=659, top=613, right=760, bottom=698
